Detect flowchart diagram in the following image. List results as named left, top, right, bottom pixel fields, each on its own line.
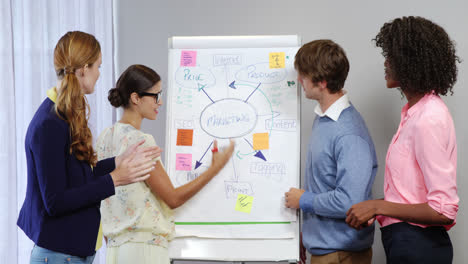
left=166, top=47, right=300, bottom=222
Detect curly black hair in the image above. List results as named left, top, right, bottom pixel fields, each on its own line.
left=374, top=16, right=460, bottom=96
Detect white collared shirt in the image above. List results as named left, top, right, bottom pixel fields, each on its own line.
left=314, top=92, right=351, bottom=122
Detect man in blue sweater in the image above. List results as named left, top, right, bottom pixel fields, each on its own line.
left=285, top=40, right=377, bottom=264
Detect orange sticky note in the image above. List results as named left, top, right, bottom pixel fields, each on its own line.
left=177, top=129, right=194, bottom=146
left=269, top=52, right=285, bottom=69
left=253, top=133, right=269, bottom=150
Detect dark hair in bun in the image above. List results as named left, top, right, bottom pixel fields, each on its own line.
left=108, top=87, right=124, bottom=107
left=108, top=64, right=161, bottom=108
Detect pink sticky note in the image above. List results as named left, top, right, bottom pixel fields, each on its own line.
left=176, top=153, right=192, bottom=171
left=180, top=50, right=197, bottom=67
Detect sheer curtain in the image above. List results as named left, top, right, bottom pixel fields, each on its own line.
left=0, top=0, right=115, bottom=263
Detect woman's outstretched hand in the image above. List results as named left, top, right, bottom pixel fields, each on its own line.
left=210, top=139, right=235, bottom=174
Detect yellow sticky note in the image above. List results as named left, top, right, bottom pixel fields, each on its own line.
left=253, top=133, right=269, bottom=150
left=235, top=194, right=254, bottom=213
left=269, top=52, right=285, bottom=69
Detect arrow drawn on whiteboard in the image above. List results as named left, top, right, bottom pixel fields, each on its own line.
left=243, top=138, right=267, bottom=161
left=254, top=151, right=267, bottom=161
left=235, top=82, right=274, bottom=135
left=194, top=141, right=214, bottom=170
left=258, top=111, right=281, bottom=118
left=197, top=83, right=207, bottom=91
left=244, top=82, right=261, bottom=102
left=198, top=84, right=215, bottom=103
left=229, top=80, right=237, bottom=89
left=244, top=138, right=254, bottom=148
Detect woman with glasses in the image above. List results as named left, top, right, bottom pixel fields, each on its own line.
left=96, top=64, right=235, bottom=264
left=18, top=32, right=161, bottom=264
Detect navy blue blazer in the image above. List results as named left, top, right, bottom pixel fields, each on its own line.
left=17, top=98, right=116, bottom=257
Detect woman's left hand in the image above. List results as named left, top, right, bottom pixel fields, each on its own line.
left=346, top=200, right=380, bottom=230
left=116, top=140, right=162, bottom=167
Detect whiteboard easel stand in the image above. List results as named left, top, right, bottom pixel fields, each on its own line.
left=167, top=35, right=302, bottom=264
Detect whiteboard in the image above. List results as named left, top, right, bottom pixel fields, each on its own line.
left=166, top=36, right=301, bottom=262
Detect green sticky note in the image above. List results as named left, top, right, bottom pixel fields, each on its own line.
left=235, top=194, right=254, bottom=213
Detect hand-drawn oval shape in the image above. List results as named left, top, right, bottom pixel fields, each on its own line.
left=235, top=62, right=287, bottom=84
left=175, top=67, right=216, bottom=89
left=200, top=98, right=258, bottom=139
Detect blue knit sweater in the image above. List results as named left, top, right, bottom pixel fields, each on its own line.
left=300, top=104, right=377, bottom=255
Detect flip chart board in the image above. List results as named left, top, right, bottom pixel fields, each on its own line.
left=166, top=35, right=301, bottom=262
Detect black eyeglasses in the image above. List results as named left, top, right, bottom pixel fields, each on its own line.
left=139, top=91, right=162, bottom=104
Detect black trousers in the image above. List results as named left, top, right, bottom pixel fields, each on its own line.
left=381, top=222, right=453, bottom=264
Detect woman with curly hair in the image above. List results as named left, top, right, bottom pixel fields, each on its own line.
left=345, top=16, right=460, bottom=263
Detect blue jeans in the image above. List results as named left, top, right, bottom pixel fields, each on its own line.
left=30, top=245, right=95, bottom=264
left=381, top=222, right=453, bottom=264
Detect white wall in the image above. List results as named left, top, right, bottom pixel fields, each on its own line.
left=114, top=0, right=468, bottom=263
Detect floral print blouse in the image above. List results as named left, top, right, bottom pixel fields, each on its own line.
left=96, top=122, right=175, bottom=248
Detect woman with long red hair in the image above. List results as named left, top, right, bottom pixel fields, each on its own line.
left=17, top=31, right=160, bottom=264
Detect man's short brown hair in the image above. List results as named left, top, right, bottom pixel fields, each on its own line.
left=294, top=39, right=350, bottom=93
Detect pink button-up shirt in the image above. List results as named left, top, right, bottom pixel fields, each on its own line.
left=377, top=93, right=458, bottom=230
